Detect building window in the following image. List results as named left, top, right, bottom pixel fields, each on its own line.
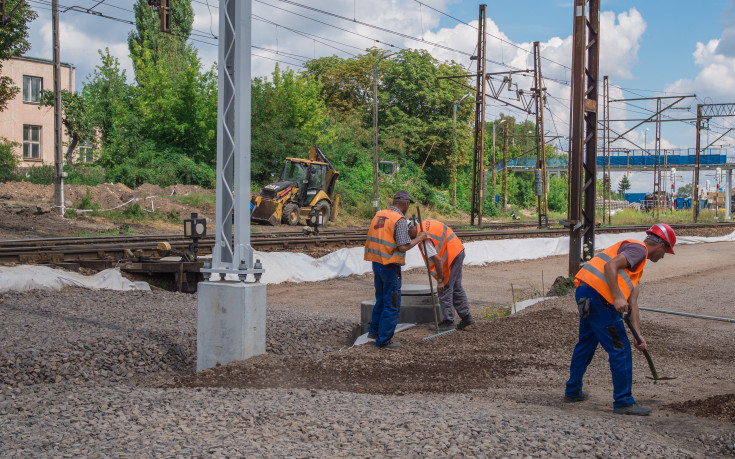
left=78, top=142, right=94, bottom=162
left=22, top=76, right=43, bottom=103
left=23, top=125, right=41, bottom=159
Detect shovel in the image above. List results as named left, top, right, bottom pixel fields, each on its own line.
left=416, top=206, right=456, bottom=341
left=623, top=310, right=676, bottom=383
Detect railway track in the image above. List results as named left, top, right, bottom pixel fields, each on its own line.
left=1, top=222, right=733, bottom=265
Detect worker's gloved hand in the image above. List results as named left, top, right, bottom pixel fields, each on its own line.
left=613, top=297, right=629, bottom=314
left=436, top=280, right=445, bottom=292
left=633, top=335, right=647, bottom=352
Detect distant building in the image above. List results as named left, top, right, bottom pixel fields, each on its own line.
left=0, top=56, right=75, bottom=167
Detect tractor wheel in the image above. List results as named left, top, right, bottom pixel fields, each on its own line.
left=314, top=200, right=331, bottom=227
left=282, top=203, right=300, bottom=226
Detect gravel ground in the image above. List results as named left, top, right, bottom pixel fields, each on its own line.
left=1, top=241, right=734, bottom=457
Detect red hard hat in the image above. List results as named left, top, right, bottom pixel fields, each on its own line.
left=646, top=223, right=676, bottom=254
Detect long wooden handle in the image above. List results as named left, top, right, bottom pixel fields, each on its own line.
left=624, top=313, right=659, bottom=380
left=416, top=206, right=439, bottom=328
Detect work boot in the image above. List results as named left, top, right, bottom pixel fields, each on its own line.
left=564, top=390, right=589, bottom=403
left=429, top=320, right=455, bottom=332
left=379, top=341, right=401, bottom=349
left=367, top=333, right=377, bottom=339
left=613, top=403, right=652, bottom=416
left=457, top=315, right=475, bottom=330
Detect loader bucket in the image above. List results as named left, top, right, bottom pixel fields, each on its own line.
left=251, top=199, right=281, bottom=226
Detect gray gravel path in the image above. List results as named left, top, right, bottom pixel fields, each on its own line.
left=0, top=287, right=732, bottom=457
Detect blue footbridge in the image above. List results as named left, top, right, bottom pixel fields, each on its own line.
left=500, top=148, right=732, bottom=174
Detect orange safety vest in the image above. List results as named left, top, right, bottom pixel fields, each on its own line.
left=364, top=209, right=407, bottom=265
left=575, top=240, right=648, bottom=304
left=417, top=219, right=465, bottom=284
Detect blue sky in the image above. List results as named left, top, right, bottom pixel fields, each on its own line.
left=20, top=0, right=735, bottom=192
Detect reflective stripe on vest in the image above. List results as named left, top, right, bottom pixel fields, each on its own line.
left=418, top=219, right=465, bottom=284
left=364, top=209, right=406, bottom=265
left=574, top=240, right=647, bottom=304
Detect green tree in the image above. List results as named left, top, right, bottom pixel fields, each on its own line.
left=39, top=89, right=96, bottom=169
left=0, top=0, right=38, bottom=111
left=379, top=49, right=471, bottom=179
left=676, top=183, right=692, bottom=198
left=128, top=0, right=193, bottom=84
left=251, top=65, right=334, bottom=183
left=618, top=174, right=631, bottom=195
left=0, top=137, right=20, bottom=181
left=83, top=50, right=140, bottom=164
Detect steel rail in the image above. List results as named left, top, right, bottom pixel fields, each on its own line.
left=640, top=307, right=735, bottom=323
left=1, top=222, right=734, bottom=265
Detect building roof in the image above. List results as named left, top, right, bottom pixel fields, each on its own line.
left=13, top=55, right=75, bottom=69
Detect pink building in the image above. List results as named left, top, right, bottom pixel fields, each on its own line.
left=0, top=56, right=76, bottom=167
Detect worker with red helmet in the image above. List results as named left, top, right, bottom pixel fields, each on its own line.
left=564, top=223, right=676, bottom=416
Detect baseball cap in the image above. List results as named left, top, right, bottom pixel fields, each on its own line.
left=394, top=190, right=415, bottom=203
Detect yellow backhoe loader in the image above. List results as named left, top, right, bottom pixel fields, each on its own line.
left=250, top=145, right=340, bottom=226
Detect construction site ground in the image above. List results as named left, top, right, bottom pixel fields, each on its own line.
left=1, top=237, right=734, bottom=455
left=1, top=181, right=734, bottom=455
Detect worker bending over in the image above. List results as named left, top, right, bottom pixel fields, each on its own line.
left=565, top=223, right=676, bottom=416
left=408, top=218, right=475, bottom=332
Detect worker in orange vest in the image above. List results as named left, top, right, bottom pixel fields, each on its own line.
left=408, top=218, right=474, bottom=332
left=364, top=191, right=426, bottom=349
left=565, top=223, right=676, bottom=416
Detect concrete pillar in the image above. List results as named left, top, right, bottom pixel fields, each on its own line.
left=727, top=168, right=732, bottom=220
left=197, top=281, right=266, bottom=372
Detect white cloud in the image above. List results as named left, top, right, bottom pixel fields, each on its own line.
left=41, top=22, right=132, bottom=85
left=667, top=39, right=735, bottom=99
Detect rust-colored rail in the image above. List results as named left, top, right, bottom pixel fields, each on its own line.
left=0, top=222, right=733, bottom=265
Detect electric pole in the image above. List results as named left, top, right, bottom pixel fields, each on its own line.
left=52, top=0, right=64, bottom=216
left=470, top=4, right=487, bottom=226
left=533, top=41, right=548, bottom=228
left=568, top=0, right=600, bottom=276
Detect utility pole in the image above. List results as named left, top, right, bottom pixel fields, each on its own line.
left=533, top=41, right=548, bottom=228
left=372, top=52, right=392, bottom=213
left=653, top=97, right=662, bottom=218
left=503, top=126, right=508, bottom=212
left=52, top=0, right=64, bottom=216
left=602, top=76, right=608, bottom=224
left=198, top=0, right=266, bottom=372
left=694, top=104, right=702, bottom=222
left=470, top=4, right=487, bottom=226
left=567, top=0, right=600, bottom=276
left=692, top=103, right=735, bottom=221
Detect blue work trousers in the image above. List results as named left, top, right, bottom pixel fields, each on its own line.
left=368, top=262, right=401, bottom=347
left=565, top=285, right=635, bottom=408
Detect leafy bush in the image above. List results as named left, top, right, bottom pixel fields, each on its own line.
left=0, top=138, right=20, bottom=182
left=75, top=188, right=101, bottom=211
left=67, top=166, right=106, bottom=186
left=122, top=202, right=146, bottom=219
left=105, top=144, right=215, bottom=188
left=548, top=175, right=567, bottom=212
left=24, top=165, right=55, bottom=185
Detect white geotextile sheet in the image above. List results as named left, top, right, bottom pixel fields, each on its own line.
left=352, top=323, right=416, bottom=347
left=0, top=266, right=151, bottom=293
left=214, top=229, right=735, bottom=285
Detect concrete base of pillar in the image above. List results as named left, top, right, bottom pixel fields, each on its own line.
left=197, top=281, right=266, bottom=372
left=360, top=284, right=445, bottom=333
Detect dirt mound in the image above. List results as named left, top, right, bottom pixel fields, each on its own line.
left=0, top=182, right=216, bottom=238
left=165, top=306, right=578, bottom=395
left=666, top=394, right=735, bottom=423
